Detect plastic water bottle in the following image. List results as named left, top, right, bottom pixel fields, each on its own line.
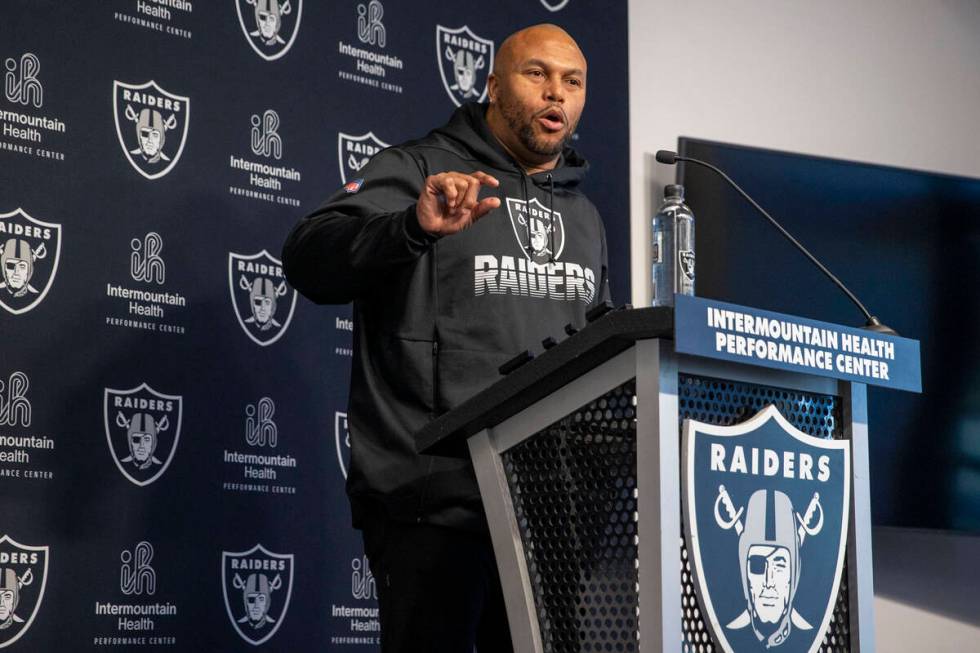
left=651, top=184, right=695, bottom=306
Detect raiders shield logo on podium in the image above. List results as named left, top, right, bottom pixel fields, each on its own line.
left=683, top=405, right=850, bottom=653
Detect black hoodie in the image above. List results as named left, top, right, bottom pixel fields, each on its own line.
left=283, top=102, right=610, bottom=532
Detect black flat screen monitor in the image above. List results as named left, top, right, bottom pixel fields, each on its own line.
left=677, top=137, right=980, bottom=533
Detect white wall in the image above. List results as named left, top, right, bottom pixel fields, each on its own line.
left=628, top=1, right=980, bottom=650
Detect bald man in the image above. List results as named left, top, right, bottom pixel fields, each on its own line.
left=284, top=24, right=610, bottom=652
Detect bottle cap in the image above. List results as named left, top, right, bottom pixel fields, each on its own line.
left=664, top=184, right=685, bottom=200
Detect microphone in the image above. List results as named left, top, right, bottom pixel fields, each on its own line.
left=656, top=149, right=897, bottom=335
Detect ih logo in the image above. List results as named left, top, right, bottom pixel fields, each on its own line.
left=335, top=411, right=350, bottom=479
left=351, top=556, right=376, bottom=601
left=0, top=535, right=48, bottom=649
left=251, top=110, right=282, bottom=160
left=683, top=405, right=850, bottom=653
left=130, top=232, right=165, bottom=285
left=245, top=397, right=278, bottom=448
left=505, top=197, right=565, bottom=264
left=113, top=80, right=190, bottom=180
left=228, top=250, right=297, bottom=347
left=103, top=383, right=183, bottom=487
left=540, top=0, right=571, bottom=11
left=0, top=209, right=62, bottom=316
left=4, top=53, right=42, bottom=108
left=222, top=544, right=294, bottom=646
left=0, top=372, right=31, bottom=428
left=337, top=131, right=389, bottom=184
left=236, top=0, right=303, bottom=61
left=436, top=25, right=493, bottom=107
left=120, top=541, right=156, bottom=596
left=357, top=1, right=386, bottom=47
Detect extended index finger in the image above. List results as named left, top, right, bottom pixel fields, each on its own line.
left=469, top=170, right=500, bottom=187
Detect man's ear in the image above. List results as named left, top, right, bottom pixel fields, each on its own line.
left=487, top=73, right=497, bottom=103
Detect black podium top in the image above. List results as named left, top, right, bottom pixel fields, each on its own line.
left=416, top=306, right=673, bottom=457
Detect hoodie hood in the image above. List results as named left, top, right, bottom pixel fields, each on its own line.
left=431, top=102, right=589, bottom=188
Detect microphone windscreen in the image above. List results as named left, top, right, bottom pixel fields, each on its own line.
left=655, top=150, right=677, bottom=165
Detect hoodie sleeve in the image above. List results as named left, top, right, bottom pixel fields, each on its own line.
left=282, top=147, right=437, bottom=305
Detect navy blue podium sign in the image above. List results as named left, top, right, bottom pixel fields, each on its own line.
left=683, top=406, right=850, bottom=653
left=675, top=295, right=922, bottom=392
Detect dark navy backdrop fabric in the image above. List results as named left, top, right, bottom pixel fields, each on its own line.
left=0, top=1, right=629, bottom=650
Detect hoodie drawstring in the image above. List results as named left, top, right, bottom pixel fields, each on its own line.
left=547, top=173, right=555, bottom=263
left=520, top=174, right=532, bottom=254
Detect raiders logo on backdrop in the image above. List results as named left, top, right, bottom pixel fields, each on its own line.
left=683, top=405, right=850, bottom=653
left=113, top=80, right=189, bottom=180
left=335, top=411, right=350, bottom=479
left=0, top=535, right=48, bottom=649
left=221, top=544, right=293, bottom=646
left=236, top=0, right=303, bottom=61
left=0, top=209, right=61, bottom=316
left=505, top=197, right=565, bottom=264
left=228, top=250, right=297, bottom=347
left=540, top=0, right=570, bottom=11
left=337, top=132, right=389, bottom=184
left=103, top=383, right=183, bottom=487
left=436, top=25, right=493, bottom=107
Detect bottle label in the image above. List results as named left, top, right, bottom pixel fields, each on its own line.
left=679, top=249, right=695, bottom=282
left=652, top=230, right=663, bottom=263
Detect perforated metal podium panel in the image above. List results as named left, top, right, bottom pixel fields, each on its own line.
left=500, top=374, right=852, bottom=653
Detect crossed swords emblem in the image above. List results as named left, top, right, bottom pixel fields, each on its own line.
left=713, top=484, right=825, bottom=632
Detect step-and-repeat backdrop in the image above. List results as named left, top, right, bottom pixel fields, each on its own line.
left=0, top=1, right=628, bottom=650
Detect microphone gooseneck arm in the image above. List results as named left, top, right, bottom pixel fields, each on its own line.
left=655, top=150, right=896, bottom=335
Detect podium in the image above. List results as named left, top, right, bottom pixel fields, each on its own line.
left=417, top=298, right=920, bottom=653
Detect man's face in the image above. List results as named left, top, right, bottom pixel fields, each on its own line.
left=130, top=431, right=154, bottom=463
left=257, top=11, right=279, bottom=39
left=0, top=590, right=14, bottom=620
left=747, top=544, right=792, bottom=624
left=252, top=294, right=274, bottom=323
left=491, top=33, right=586, bottom=159
left=139, top=128, right=162, bottom=157
left=246, top=591, right=268, bottom=621
left=3, top=258, right=29, bottom=289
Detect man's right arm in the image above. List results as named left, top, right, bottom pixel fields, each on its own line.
left=281, top=147, right=436, bottom=305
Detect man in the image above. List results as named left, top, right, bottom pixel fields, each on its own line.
left=283, top=24, right=609, bottom=652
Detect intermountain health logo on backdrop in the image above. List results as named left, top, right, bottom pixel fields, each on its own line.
left=683, top=405, right=850, bottom=653
left=0, top=208, right=61, bottom=315
left=0, top=370, right=56, bottom=483
left=103, top=383, right=183, bottom=487
left=0, top=535, right=48, bottom=648
left=111, top=0, right=194, bottom=41
left=436, top=26, right=493, bottom=107
left=236, top=0, right=303, bottom=61
left=228, top=109, right=302, bottom=207
left=93, top=540, right=179, bottom=647
left=222, top=544, right=294, bottom=646
left=105, top=231, right=188, bottom=335
left=328, top=555, right=380, bottom=645
left=228, top=251, right=296, bottom=346
left=337, top=131, right=388, bottom=184
left=2, top=52, right=68, bottom=162
left=113, top=80, right=189, bottom=180
left=222, top=396, right=298, bottom=496
left=337, top=1, right=406, bottom=94
left=540, top=0, right=570, bottom=11
left=334, top=412, right=350, bottom=480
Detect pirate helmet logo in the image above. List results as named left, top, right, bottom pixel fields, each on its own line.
left=505, top=197, right=565, bottom=264
left=683, top=405, right=850, bottom=653
left=435, top=25, right=494, bottom=107
left=228, top=250, right=297, bottom=347
left=221, top=544, right=294, bottom=646
left=0, top=535, right=48, bottom=649
left=236, top=0, right=303, bottom=61
left=113, top=81, right=190, bottom=180
left=337, top=131, right=389, bottom=185
left=335, top=411, right=350, bottom=479
left=0, top=209, right=61, bottom=316
left=103, top=383, right=183, bottom=487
